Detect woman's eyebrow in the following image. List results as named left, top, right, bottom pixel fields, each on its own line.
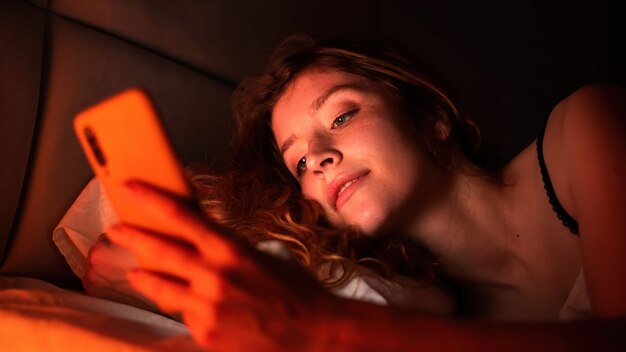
left=280, top=135, right=297, bottom=156
left=280, top=83, right=369, bottom=157
left=310, top=83, right=369, bottom=113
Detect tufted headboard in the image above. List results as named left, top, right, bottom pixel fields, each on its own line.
left=1, top=0, right=623, bottom=288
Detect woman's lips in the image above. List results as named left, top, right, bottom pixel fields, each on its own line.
left=328, top=170, right=370, bottom=210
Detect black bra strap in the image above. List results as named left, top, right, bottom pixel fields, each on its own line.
left=536, top=121, right=580, bottom=235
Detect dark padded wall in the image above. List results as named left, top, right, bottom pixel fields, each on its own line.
left=0, top=0, right=46, bottom=264
left=49, top=0, right=378, bottom=83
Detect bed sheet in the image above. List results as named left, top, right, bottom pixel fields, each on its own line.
left=0, top=276, right=202, bottom=351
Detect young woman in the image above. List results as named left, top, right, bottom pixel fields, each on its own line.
left=98, top=35, right=626, bottom=350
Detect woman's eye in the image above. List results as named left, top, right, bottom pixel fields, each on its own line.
left=331, top=109, right=358, bottom=129
left=296, top=156, right=307, bottom=176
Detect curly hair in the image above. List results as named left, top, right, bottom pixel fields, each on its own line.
left=190, top=35, right=488, bottom=288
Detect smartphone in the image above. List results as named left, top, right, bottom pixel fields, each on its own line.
left=74, top=88, right=193, bottom=233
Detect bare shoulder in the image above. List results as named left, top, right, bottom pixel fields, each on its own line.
left=544, top=84, right=626, bottom=216
left=559, top=84, right=626, bottom=207
left=547, top=84, right=626, bottom=316
left=559, top=84, right=626, bottom=138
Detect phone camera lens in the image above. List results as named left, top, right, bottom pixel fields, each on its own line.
left=84, top=127, right=107, bottom=166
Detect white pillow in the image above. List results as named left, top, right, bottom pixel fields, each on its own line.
left=53, top=178, right=117, bottom=279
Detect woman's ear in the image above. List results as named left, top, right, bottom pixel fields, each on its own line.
left=434, top=118, right=451, bottom=141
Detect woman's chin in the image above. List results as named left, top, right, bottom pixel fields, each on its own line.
left=344, top=211, right=387, bottom=236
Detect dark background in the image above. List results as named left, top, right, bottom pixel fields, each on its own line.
left=1, top=0, right=624, bottom=284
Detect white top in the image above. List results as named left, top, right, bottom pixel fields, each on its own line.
left=558, top=270, right=591, bottom=320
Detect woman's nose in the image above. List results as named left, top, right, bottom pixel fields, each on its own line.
left=306, top=145, right=342, bottom=175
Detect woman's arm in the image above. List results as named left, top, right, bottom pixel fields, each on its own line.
left=107, top=180, right=626, bottom=351
left=545, top=84, right=626, bottom=316
left=320, top=297, right=626, bottom=351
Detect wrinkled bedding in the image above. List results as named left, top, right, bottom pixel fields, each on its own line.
left=0, top=276, right=201, bottom=351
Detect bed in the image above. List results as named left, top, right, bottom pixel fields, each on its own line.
left=1, top=0, right=623, bottom=350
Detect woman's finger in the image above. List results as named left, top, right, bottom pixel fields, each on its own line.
left=123, top=180, right=236, bottom=265
left=107, top=224, right=224, bottom=301
left=183, top=311, right=217, bottom=350
left=128, top=269, right=217, bottom=324
left=106, top=224, right=195, bottom=269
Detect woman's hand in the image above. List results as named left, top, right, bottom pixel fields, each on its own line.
left=106, top=181, right=340, bottom=351
left=83, top=233, right=157, bottom=311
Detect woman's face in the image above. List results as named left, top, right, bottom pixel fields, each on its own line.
left=271, top=69, right=433, bottom=234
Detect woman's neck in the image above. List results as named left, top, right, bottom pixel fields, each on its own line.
left=402, top=166, right=524, bottom=284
